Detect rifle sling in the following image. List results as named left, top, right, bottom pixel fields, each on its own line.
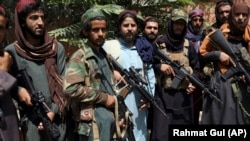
left=113, top=96, right=130, bottom=139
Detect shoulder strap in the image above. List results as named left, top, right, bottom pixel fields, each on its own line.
left=183, top=39, right=189, bottom=56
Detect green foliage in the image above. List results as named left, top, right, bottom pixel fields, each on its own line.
left=49, top=23, right=81, bottom=39
left=48, top=4, right=126, bottom=47
left=1, top=0, right=196, bottom=48
left=139, top=0, right=195, bottom=6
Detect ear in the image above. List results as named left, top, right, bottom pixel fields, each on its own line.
left=82, top=30, right=88, bottom=37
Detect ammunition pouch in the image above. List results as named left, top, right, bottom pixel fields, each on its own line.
left=80, top=107, right=94, bottom=121
left=157, top=39, right=192, bottom=89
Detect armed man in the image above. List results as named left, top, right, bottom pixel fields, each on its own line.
left=63, top=7, right=130, bottom=141
left=5, top=0, right=68, bottom=140
left=151, top=8, right=196, bottom=141
left=199, top=3, right=250, bottom=125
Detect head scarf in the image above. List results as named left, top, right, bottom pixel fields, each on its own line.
left=215, top=0, right=233, bottom=28
left=186, top=9, right=204, bottom=53
left=14, top=0, right=67, bottom=115
left=157, top=19, right=187, bottom=51
left=227, top=3, right=249, bottom=41
left=186, top=8, right=204, bottom=40
left=156, top=9, right=187, bottom=51
left=0, top=5, right=6, bottom=15
left=16, top=0, right=36, bottom=13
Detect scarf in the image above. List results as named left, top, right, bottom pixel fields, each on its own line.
left=215, top=0, right=233, bottom=28
left=135, top=37, right=154, bottom=62
left=14, top=9, right=67, bottom=115
left=157, top=20, right=186, bottom=51
left=186, top=23, right=203, bottom=53
left=227, top=3, right=249, bottom=41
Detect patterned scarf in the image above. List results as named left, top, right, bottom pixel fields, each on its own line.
left=186, top=23, right=203, bottom=53
left=14, top=9, right=67, bottom=115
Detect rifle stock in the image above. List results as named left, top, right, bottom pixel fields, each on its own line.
left=155, top=49, right=222, bottom=103
left=209, top=29, right=250, bottom=85
left=109, top=55, right=169, bottom=119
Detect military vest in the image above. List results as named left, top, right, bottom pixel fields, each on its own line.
left=156, top=38, right=193, bottom=89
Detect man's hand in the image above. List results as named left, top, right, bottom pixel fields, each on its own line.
left=219, top=52, right=236, bottom=66
left=18, top=87, right=32, bottom=106
left=105, top=95, right=115, bottom=108
left=161, top=64, right=175, bottom=76
left=0, top=51, right=13, bottom=72
left=186, top=83, right=196, bottom=94
left=114, top=70, right=127, bottom=84
left=47, top=111, right=55, bottom=121
left=139, top=99, right=149, bottom=110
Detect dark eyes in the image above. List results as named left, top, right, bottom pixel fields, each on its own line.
left=218, top=11, right=230, bottom=14
left=91, top=28, right=106, bottom=32
left=29, top=15, right=44, bottom=20
left=146, top=26, right=158, bottom=30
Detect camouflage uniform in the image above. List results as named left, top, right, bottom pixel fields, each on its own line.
left=63, top=8, right=117, bottom=141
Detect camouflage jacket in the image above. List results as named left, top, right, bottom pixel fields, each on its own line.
left=63, top=41, right=116, bottom=121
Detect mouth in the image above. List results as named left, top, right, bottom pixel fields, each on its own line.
left=36, top=28, right=43, bottom=32
left=96, top=39, right=104, bottom=43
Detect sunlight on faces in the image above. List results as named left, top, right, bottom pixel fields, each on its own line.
left=88, top=20, right=107, bottom=47
left=144, top=21, right=159, bottom=41
left=120, top=17, right=138, bottom=44
left=25, top=10, right=45, bottom=38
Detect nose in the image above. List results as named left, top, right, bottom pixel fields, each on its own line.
left=98, top=29, right=104, bottom=36
left=239, top=14, right=243, bottom=19
left=128, top=25, right=132, bottom=30
left=223, top=12, right=228, bottom=17
left=37, top=17, right=44, bottom=25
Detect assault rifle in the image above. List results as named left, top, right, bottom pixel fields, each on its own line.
left=208, top=29, right=250, bottom=85
left=18, top=69, right=60, bottom=139
left=154, top=49, right=222, bottom=103
left=109, top=55, right=169, bottom=119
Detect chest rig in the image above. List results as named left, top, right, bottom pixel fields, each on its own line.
left=157, top=39, right=193, bottom=89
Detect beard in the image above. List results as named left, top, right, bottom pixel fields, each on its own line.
left=145, top=33, right=157, bottom=42
left=123, top=34, right=136, bottom=44
left=26, top=27, right=45, bottom=39
left=92, top=38, right=105, bottom=47
left=192, top=26, right=201, bottom=34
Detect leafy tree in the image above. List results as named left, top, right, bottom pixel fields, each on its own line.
left=46, top=0, right=196, bottom=48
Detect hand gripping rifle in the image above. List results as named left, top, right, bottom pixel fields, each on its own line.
left=154, top=49, right=222, bottom=103
left=208, top=29, right=250, bottom=85
left=109, top=55, right=169, bottom=119
left=18, top=69, right=60, bottom=139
